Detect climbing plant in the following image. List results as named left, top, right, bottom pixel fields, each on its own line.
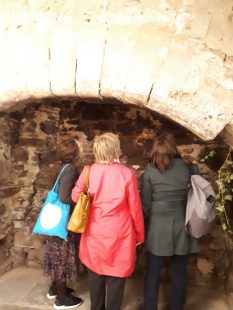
left=214, top=149, right=233, bottom=248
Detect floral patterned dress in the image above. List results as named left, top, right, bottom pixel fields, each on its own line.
left=43, top=164, right=84, bottom=282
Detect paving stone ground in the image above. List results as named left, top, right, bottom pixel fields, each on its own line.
left=0, top=266, right=231, bottom=310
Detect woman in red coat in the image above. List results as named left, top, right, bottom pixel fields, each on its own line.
left=71, top=132, right=144, bottom=310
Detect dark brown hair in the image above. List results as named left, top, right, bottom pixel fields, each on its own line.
left=57, top=138, right=79, bottom=164
left=149, top=132, right=179, bottom=172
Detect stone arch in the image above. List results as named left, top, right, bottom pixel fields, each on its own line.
left=0, top=0, right=232, bottom=145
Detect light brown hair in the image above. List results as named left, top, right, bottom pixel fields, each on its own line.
left=149, top=132, right=179, bottom=172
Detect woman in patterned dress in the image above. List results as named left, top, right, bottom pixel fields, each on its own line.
left=43, top=139, right=84, bottom=310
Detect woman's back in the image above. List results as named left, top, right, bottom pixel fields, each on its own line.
left=73, top=161, right=144, bottom=277
left=89, top=162, right=134, bottom=214
left=141, top=157, right=199, bottom=256
left=142, top=132, right=199, bottom=310
left=143, top=158, right=190, bottom=204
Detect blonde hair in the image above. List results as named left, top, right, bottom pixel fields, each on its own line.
left=93, top=133, right=121, bottom=163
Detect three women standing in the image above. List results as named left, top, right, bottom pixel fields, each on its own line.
left=43, top=131, right=198, bottom=310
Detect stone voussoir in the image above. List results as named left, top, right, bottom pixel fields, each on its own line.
left=0, top=0, right=232, bottom=143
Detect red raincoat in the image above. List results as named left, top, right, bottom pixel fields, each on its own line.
left=71, top=162, right=144, bottom=277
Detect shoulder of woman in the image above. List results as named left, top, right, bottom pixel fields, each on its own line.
left=120, top=164, right=137, bottom=178
left=144, top=162, right=154, bottom=172
left=62, top=163, right=78, bottom=174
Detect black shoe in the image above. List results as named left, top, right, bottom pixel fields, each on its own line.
left=54, top=295, right=83, bottom=309
left=47, top=286, right=75, bottom=300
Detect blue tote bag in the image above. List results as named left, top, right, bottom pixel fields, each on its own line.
left=32, top=164, right=70, bottom=240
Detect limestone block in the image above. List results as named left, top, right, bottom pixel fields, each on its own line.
left=205, top=7, right=233, bottom=56
left=140, top=0, right=167, bottom=11
left=123, top=24, right=174, bottom=105
left=62, top=0, right=106, bottom=15
left=0, top=0, right=29, bottom=13
left=148, top=88, right=233, bottom=140
left=182, top=0, right=212, bottom=39
left=75, top=22, right=107, bottom=99
left=139, top=0, right=177, bottom=27
left=107, top=0, right=141, bottom=13
left=0, top=18, right=52, bottom=104
left=22, top=18, right=54, bottom=97
left=153, top=35, right=199, bottom=97
left=49, top=21, right=78, bottom=96
left=148, top=44, right=233, bottom=140
left=100, top=24, right=138, bottom=101
left=28, top=0, right=105, bottom=15
left=0, top=28, right=28, bottom=104
left=0, top=0, right=232, bottom=143
left=182, top=51, right=226, bottom=92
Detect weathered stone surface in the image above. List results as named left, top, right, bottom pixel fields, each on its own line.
left=1, top=100, right=231, bottom=284
left=123, top=24, right=174, bottom=105
left=75, top=22, right=107, bottom=99
left=205, top=3, right=233, bottom=56
left=100, top=24, right=137, bottom=101
left=0, top=0, right=232, bottom=142
left=220, top=122, right=233, bottom=149
left=0, top=259, right=13, bottom=277
left=0, top=186, right=21, bottom=199
left=49, top=22, right=77, bottom=96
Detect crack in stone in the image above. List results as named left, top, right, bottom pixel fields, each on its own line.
left=74, top=58, right=78, bottom=95
left=146, top=83, right=154, bottom=104
left=104, top=0, right=110, bottom=10
left=98, top=25, right=109, bottom=99
left=48, top=48, right=51, bottom=60
left=48, top=48, right=55, bottom=96
left=204, top=12, right=213, bottom=41
left=49, top=81, right=55, bottom=96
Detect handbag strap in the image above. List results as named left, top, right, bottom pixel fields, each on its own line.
left=188, top=164, right=194, bottom=176
left=83, top=165, right=91, bottom=193
left=52, top=164, right=70, bottom=192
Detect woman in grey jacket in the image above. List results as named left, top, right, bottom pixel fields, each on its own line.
left=141, top=132, right=199, bottom=310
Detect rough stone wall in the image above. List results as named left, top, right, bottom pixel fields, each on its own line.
left=0, top=0, right=232, bottom=142
left=0, top=98, right=232, bottom=291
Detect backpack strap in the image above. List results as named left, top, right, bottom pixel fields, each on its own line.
left=52, top=164, right=70, bottom=192
left=187, top=164, right=196, bottom=193
left=188, top=164, right=195, bottom=176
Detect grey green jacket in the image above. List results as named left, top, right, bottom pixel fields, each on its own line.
left=141, top=158, right=199, bottom=256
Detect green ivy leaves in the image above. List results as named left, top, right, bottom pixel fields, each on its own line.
left=214, top=149, right=233, bottom=247
left=200, top=150, right=216, bottom=162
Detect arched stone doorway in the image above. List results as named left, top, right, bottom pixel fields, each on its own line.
left=0, top=0, right=233, bottom=307
left=0, top=97, right=231, bottom=289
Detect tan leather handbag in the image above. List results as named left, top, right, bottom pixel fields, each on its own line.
left=67, top=165, right=91, bottom=233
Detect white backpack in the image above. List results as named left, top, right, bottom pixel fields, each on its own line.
left=185, top=171, right=216, bottom=239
